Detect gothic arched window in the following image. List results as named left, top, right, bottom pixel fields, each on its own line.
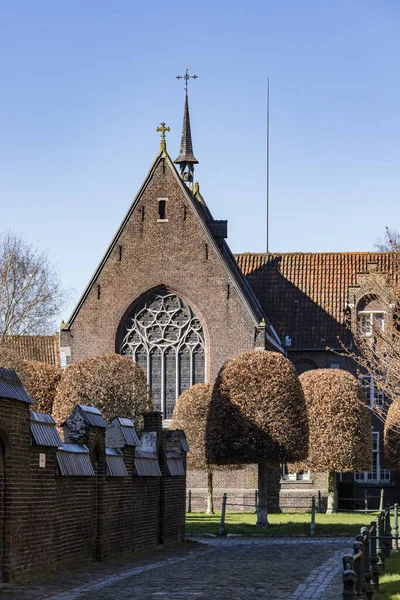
left=119, top=289, right=205, bottom=418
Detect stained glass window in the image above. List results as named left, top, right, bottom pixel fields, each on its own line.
left=120, top=289, right=206, bottom=418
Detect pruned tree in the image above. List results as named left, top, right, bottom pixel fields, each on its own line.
left=384, top=400, right=400, bottom=469
left=52, top=354, right=151, bottom=427
left=300, top=369, right=372, bottom=512
left=206, top=350, right=308, bottom=528
left=0, top=345, right=62, bottom=413
left=21, top=361, right=62, bottom=414
left=171, top=383, right=231, bottom=515
left=0, top=231, right=65, bottom=339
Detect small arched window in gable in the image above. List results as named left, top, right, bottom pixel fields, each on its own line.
left=357, top=296, right=386, bottom=337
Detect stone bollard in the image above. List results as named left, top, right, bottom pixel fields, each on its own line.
left=217, top=492, right=227, bottom=536
left=370, top=520, right=380, bottom=590
left=360, top=527, right=374, bottom=600
left=377, top=513, right=386, bottom=573
left=353, top=540, right=365, bottom=600
left=379, top=489, right=384, bottom=512
left=310, top=495, right=316, bottom=537
left=342, top=554, right=357, bottom=599
left=392, top=503, right=399, bottom=550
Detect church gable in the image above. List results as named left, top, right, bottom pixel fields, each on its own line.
left=61, top=150, right=276, bottom=398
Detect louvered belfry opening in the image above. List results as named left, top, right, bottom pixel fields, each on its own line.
left=120, top=289, right=205, bottom=418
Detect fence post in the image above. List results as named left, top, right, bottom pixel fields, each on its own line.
left=360, top=527, right=373, bottom=600
left=392, top=503, right=399, bottom=550
left=342, top=554, right=357, bottom=599
left=370, top=520, right=380, bottom=590
left=384, top=506, right=392, bottom=554
left=310, top=495, right=316, bottom=537
left=217, top=492, right=227, bottom=536
left=318, top=489, right=322, bottom=512
left=377, top=513, right=386, bottom=573
left=254, top=490, right=258, bottom=514
left=364, top=489, right=368, bottom=512
left=353, top=540, right=364, bottom=600
left=379, top=488, right=384, bottom=512
left=187, top=489, right=192, bottom=514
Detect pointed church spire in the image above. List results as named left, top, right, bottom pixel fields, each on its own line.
left=174, top=67, right=198, bottom=188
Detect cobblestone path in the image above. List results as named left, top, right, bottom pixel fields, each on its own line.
left=0, top=537, right=351, bottom=600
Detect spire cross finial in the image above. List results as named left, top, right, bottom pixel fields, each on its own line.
left=176, top=66, right=198, bottom=95
left=156, top=122, right=170, bottom=152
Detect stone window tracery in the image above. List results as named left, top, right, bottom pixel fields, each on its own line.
left=119, top=289, right=205, bottom=418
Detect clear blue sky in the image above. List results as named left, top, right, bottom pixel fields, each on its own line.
left=1, top=1, right=399, bottom=320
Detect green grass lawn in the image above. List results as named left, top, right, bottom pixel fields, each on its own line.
left=377, top=551, right=400, bottom=600
left=186, top=511, right=380, bottom=537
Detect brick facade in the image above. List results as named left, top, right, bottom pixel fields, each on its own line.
left=61, top=152, right=279, bottom=385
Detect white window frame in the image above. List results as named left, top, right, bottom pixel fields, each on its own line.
left=358, top=310, right=385, bottom=337
left=359, top=375, right=385, bottom=409
left=282, top=464, right=310, bottom=481
left=354, top=431, right=390, bottom=483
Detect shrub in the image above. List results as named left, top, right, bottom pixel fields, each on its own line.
left=0, top=345, right=61, bottom=413
left=206, top=350, right=308, bottom=465
left=52, top=354, right=151, bottom=427
left=384, top=400, right=400, bottom=469
left=299, top=369, right=372, bottom=472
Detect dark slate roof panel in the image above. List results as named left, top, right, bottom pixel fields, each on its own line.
left=167, top=456, right=185, bottom=476
left=135, top=449, right=161, bottom=477
left=0, top=368, right=32, bottom=403
left=30, top=411, right=62, bottom=447
left=56, top=443, right=95, bottom=476
left=78, top=405, right=108, bottom=428
left=105, top=448, right=129, bottom=477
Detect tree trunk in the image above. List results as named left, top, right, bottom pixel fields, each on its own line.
left=206, top=470, right=214, bottom=515
left=326, top=470, right=337, bottom=514
left=256, top=461, right=270, bottom=528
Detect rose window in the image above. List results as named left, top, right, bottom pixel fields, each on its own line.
left=120, top=289, right=205, bottom=418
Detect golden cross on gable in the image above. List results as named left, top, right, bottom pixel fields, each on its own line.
left=156, top=122, right=170, bottom=152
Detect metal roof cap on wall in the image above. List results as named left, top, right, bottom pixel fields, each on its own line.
left=77, top=405, right=108, bottom=428
left=105, top=448, right=129, bottom=477
left=56, top=443, right=95, bottom=476
left=0, top=368, right=32, bottom=404
left=134, top=449, right=161, bottom=477
left=116, top=417, right=140, bottom=447
left=30, top=411, right=62, bottom=447
left=166, top=453, right=185, bottom=476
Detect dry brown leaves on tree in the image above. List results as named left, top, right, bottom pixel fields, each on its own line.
left=0, top=345, right=61, bottom=413
left=206, top=350, right=309, bottom=466
left=52, top=354, right=151, bottom=427
left=300, top=369, right=372, bottom=472
left=384, top=400, right=400, bottom=469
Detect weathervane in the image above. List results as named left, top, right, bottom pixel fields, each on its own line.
left=176, top=67, right=198, bottom=95
left=156, top=121, right=170, bottom=152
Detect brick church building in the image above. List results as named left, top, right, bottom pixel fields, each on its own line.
left=60, top=84, right=399, bottom=509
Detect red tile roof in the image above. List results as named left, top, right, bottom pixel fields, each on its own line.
left=2, top=334, right=60, bottom=366
left=235, top=252, right=398, bottom=350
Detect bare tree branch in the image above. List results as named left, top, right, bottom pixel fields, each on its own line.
left=0, top=231, right=66, bottom=339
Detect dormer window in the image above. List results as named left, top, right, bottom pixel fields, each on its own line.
left=356, top=295, right=386, bottom=337
left=358, top=311, right=385, bottom=337
left=157, top=198, right=168, bottom=222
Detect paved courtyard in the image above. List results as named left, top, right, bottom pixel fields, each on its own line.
left=0, top=537, right=351, bottom=600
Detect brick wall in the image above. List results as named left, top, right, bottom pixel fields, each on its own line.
left=61, top=157, right=261, bottom=383
left=0, top=396, right=186, bottom=584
